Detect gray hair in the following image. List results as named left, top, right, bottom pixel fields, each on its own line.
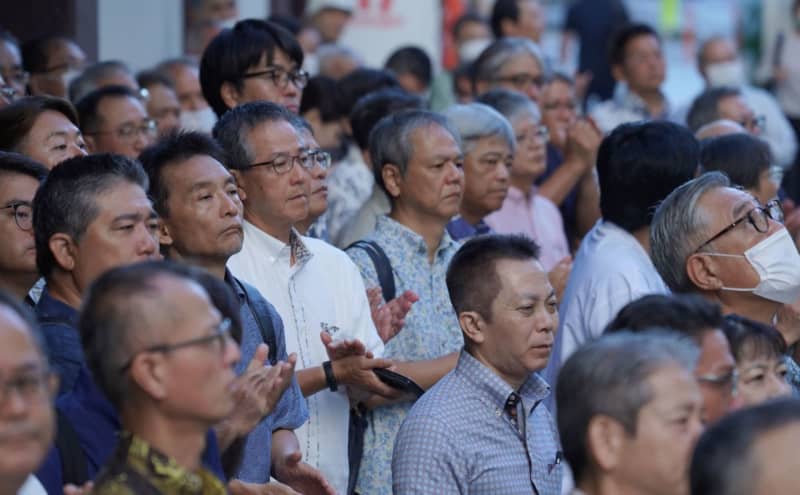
left=476, top=88, right=540, bottom=125
left=370, top=109, right=462, bottom=196
left=68, top=60, right=134, bottom=103
left=317, top=43, right=362, bottom=78
left=472, top=37, right=548, bottom=85
left=557, top=330, right=700, bottom=484
left=212, top=101, right=298, bottom=170
left=442, top=102, right=515, bottom=155
left=650, top=171, right=732, bottom=293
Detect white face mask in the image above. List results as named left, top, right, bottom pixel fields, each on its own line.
left=180, top=106, right=217, bottom=134
left=706, top=60, right=746, bottom=88
left=458, top=38, right=492, bottom=63
left=219, top=17, right=238, bottom=30
left=707, top=228, right=800, bottom=304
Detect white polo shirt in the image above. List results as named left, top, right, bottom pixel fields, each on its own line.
left=228, top=221, right=384, bottom=494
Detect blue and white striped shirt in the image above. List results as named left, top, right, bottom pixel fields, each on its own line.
left=393, top=350, right=563, bottom=495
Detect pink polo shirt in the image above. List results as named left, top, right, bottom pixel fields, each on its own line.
left=484, top=186, right=570, bottom=271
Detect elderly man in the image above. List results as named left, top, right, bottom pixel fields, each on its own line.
left=67, top=60, right=139, bottom=103
left=0, top=153, right=47, bottom=303
left=0, top=291, right=55, bottom=495
left=472, top=37, right=547, bottom=102
left=346, top=110, right=466, bottom=495
left=394, top=234, right=562, bottom=495
left=155, top=57, right=217, bottom=133
left=695, top=36, right=796, bottom=168
left=76, top=86, right=156, bottom=159
left=139, top=131, right=332, bottom=492
left=80, top=262, right=234, bottom=494
left=558, top=332, right=704, bottom=495
left=591, top=23, right=671, bottom=134
left=691, top=398, right=800, bottom=495
left=22, top=36, right=87, bottom=99
left=219, top=101, right=401, bottom=495
left=305, top=0, right=354, bottom=44
left=136, top=71, right=181, bottom=138
left=606, top=294, right=738, bottom=425
left=687, top=87, right=763, bottom=136
left=200, top=19, right=307, bottom=116
left=441, top=102, right=514, bottom=241
left=547, top=121, right=699, bottom=396
left=650, top=172, right=800, bottom=346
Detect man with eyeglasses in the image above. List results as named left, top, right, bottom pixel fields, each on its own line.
left=651, top=171, right=800, bottom=393
left=201, top=19, right=308, bottom=116
left=0, top=152, right=47, bottom=304
left=294, top=124, right=333, bottom=239
left=76, top=85, right=156, bottom=159
left=687, top=86, right=766, bottom=138
left=139, top=131, right=336, bottom=493
left=607, top=293, right=740, bottom=425
left=0, top=290, right=57, bottom=495
left=79, top=261, right=235, bottom=495
left=472, top=37, right=547, bottom=103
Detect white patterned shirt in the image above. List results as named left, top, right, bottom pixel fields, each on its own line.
left=228, top=222, right=384, bottom=494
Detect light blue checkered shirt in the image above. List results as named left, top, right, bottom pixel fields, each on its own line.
left=392, top=350, right=563, bottom=495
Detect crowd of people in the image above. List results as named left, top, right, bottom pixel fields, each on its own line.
left=3, top=0, right=800, bottom=494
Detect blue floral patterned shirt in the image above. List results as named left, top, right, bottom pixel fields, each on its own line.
left=393, top=350, right=563, bottom=495
left=346, top=215, right=463, bottom=495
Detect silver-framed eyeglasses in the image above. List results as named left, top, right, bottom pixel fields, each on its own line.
left=247, top=152, right=315, bottom=175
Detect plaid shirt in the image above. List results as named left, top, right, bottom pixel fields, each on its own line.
left=392, top=350, right=563, bottom=495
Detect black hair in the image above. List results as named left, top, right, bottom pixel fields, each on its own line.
left=139, top=131, right=229, bottom=217
left=690, top=398, right=800, bottom=495
left=608, top=23, right=661, bottom=67
left=687, top=86, right=743, bottom=132
left=700, top=133, right=771, bottom=190
left=596, top=120, right=699, bottom=232
left=199, top=19, right=304, bottom=118
left=0, top=151, right=49, bottom=182
left=453, top=11, right=488, bottom=41
left=213, top=100, right=296, bottom=170
left=299, top=75, right=341, bottom=122
left=21, top=36, right=73, bottom=74
left=75, top=85, right=141, bottom=133
left=447, top=234, right=540, bottom=323
left=349, top=88, right=424, bottom=151
left=136, top=70, right=175, bottom=91
left=0, top=96, right=80, bottom=153
left=490, top=0, right=521, bottom=38
left=33, top=153, right=149, bottom=278
left=384, top=46, right=433, bottom=88
left=721, top=314, right=787, bottom=364
left=334, top=68, right=401, bottom=119
left=605, top=293, right=723, bottom=342
left=267, top=13, right=302, bottom=35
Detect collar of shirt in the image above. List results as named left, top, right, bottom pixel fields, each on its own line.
left=505, top=185, right=538, bottom=205
left=242, top=221, right=313, bottom=267
left=115, top=432, right=227, bottom=495
left=375, top=215, right=459, bottom=261
left=224, top=269, right=247, bottom=305
left=613, top=84, right=671, bottom=119
left=455, top=350, right=550, bottom=420
left=36, top=287, right=79, bottom=327
left=446, top=216, right=492, bottom=241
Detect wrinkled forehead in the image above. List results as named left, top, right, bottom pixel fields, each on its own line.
left=699, top=185, right=757, bottom=225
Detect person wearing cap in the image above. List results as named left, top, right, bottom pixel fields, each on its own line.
left=306, top=0, right=355, bottom=44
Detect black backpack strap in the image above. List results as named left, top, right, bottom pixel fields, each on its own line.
left=347, top=240, right=395, bottom=302
left=239, top=281, right=278, bottom=365
left=55, top=409, right=89, bottom=486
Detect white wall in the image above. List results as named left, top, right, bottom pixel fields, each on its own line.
left=97, top=0, right=184, bottom=71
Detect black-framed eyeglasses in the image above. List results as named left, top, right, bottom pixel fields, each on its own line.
left=697, top=368, right=739, bottom=397
left=247, top=152, right=314, bottom=175
left=118, top=318, right=232, bottom=374
left=492, top=73, right=545, bottom=90
left=241, top=67, right=309, bottom=90
left=308, top=149, right=332, bottom=170
left=694, top=199, right=783, bottom=253
left=0, top=202, right=33, bottom=231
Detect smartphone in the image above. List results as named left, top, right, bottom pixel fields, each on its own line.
left=373, top=368, right=425, bottom=398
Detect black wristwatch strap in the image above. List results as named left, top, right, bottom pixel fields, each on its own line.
left=323, top=360, right=338, bottom=392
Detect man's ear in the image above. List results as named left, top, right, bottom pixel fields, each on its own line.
left=48, top=233, right=78, bottom=271
left=381, top=164, right=403, bottom=199
left=220, top=81, right=240, bottom=112
left=158, top=219, right=173, bottom=247
left=129, top=352, right=169, bottom=401
left=586, top=415, right=627, bottom=473
left=686, top=253, right=724, bottom=291
left=229, top=169, right=248, bottom=201
left=459, top=311, right=486, bottom=346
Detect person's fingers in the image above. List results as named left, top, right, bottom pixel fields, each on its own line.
left=319, top=331, right=332, bottom=347
left=245, top=343, right=270, bottom=373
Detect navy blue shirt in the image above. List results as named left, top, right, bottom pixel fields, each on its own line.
left=36, top=366, right=225, bottom=493
left=445, top=216, right=492, bottom=241
left=537, top=145, right=578, bottom=243
left=35, top=287, right=83, bottom=396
